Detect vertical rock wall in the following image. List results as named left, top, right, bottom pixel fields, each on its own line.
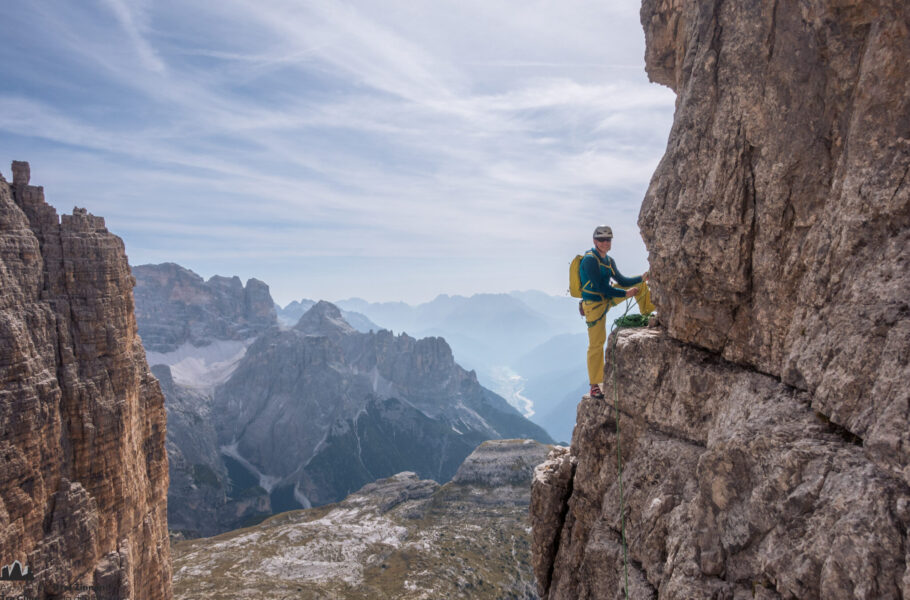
left=0, top=162, right=171, bottom=599
left=531, top=1, right=909, bottom=599
left=132, top=262, right=277, bottom=353
left=639, top=0, right=910, bottom=481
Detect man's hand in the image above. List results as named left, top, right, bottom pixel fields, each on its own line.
left=625, top=287, right=640, bottom=298
left=643, top=271, right=650, bottom=283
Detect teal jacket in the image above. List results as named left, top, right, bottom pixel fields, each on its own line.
left=579, top=249, right=642, bottom=302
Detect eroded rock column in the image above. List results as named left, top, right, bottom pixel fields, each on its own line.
left=0, top=162, right=171, bottom=599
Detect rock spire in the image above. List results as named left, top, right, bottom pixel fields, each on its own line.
left=0, top=162, right=171, bottom=599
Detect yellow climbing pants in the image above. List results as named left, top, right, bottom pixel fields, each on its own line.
left=584, top=280, right=654, bottom=385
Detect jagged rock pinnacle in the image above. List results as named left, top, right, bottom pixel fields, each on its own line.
left=293, top=300, right=357, bottom=336
left=0, top=162, right=172, bottom=599
left=11, top=160, right=29, bottom=185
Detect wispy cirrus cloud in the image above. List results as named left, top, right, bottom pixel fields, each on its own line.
left=0, top=0, right=674, bottom=303
left=99, top=0, right=167, bottom=73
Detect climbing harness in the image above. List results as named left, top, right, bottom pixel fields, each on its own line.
left=607, top=301, right=652, bottom=599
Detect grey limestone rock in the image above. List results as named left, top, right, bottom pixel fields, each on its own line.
left=11, top=160, right=29, bottom=185
left=133, top=262, right=277, bottom=353
left=214, top=302, right=554, bottom=509
left=293, top=299, right=357, bottom=338
left=154, top=293, right=553, bottom=536
left=453, top=439, right=553, bottom=487
left=534, top=330, right=908, bottom=599
left=352, top=471, right=440, bottom=513
left=638, top=0, right=910, bottom=480
left=530, top=2, right=910, bottom=599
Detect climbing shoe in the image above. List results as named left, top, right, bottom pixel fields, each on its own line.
left=590, top=383, right=605, bottom=400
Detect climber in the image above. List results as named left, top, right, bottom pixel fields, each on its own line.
left=580, top=225, right=654, bottom=400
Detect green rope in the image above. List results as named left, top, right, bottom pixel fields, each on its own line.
left=608, top=300, right=648, bottom=599
left=613, top=312, right=652, bottom=329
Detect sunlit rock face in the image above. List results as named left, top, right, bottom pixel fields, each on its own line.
left=639, top=0, right=910, bottom=475
left=0, top=162, right=171, bottom=599
left=531, top=2, right=910, bottom=599
left=533, top=330, right=908, bottom=599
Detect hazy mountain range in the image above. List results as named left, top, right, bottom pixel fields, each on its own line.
left=133, top=263, right=553, bottom=537
left=327, top=291, right=589, bottom=442
left=276, top=299, right=380, bottom=333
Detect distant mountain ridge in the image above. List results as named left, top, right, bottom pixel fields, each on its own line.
left=334, top=292, right=590, bottom=440
left=276, top=298, right=380, bottom=332
left=133, top=262, right=276, bottom=353
left=131, top=264, right=552, bottom=537
left=335, top=293, right=581, bottom=361
left=214, top=301, right=553, bottom=509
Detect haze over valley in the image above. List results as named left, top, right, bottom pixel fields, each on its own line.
left=133, top=262, right=559, bottom=536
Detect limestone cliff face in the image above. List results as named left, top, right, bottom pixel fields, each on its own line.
left=0, top=162, right=171, bottom=599
left=133, top=263, right=276, bottom=353
left=531, top=2, right=909, bottom=599
left=639, top=0, right=910, bottom=479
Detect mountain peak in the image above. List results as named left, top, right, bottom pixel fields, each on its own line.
left=293, top=300, right=356, bottom=336
left=132, top=262, right=277, bottom=352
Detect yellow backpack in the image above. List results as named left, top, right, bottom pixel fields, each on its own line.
left=568, top=254, right=585, bottom=298
left=570, top=251, right=614, bottom=298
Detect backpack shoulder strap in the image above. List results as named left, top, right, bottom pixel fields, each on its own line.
left=584, top=251, right=611, bottom=272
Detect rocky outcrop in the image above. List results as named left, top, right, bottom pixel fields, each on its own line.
left=133, top=263, right=276, bottom=353
left=531, top=2, right=909, bottom=599
left=533, top=330, right=908, bottom=598
left=0, top=162, right=171, bottom=599
left=530, top=447, right=575, bottom=597
left=172, top=439, right=550, bottom=599
left=454, top=439, right=552, bottom=487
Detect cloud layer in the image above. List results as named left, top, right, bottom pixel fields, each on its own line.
left=0, top=0, right=674, bottom=303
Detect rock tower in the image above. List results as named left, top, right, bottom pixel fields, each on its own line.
left=0, top=162, right=171, bottom=599
left=531, top=1, right=909, bottom=598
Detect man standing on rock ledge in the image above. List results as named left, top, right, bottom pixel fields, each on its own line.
left=580, top=225, right=654, bottom=400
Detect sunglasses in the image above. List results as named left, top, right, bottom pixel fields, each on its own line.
left=596, top=237, right=613, bottom=242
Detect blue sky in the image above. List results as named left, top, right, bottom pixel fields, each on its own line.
left=0, top=0, right=674, bottom=305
